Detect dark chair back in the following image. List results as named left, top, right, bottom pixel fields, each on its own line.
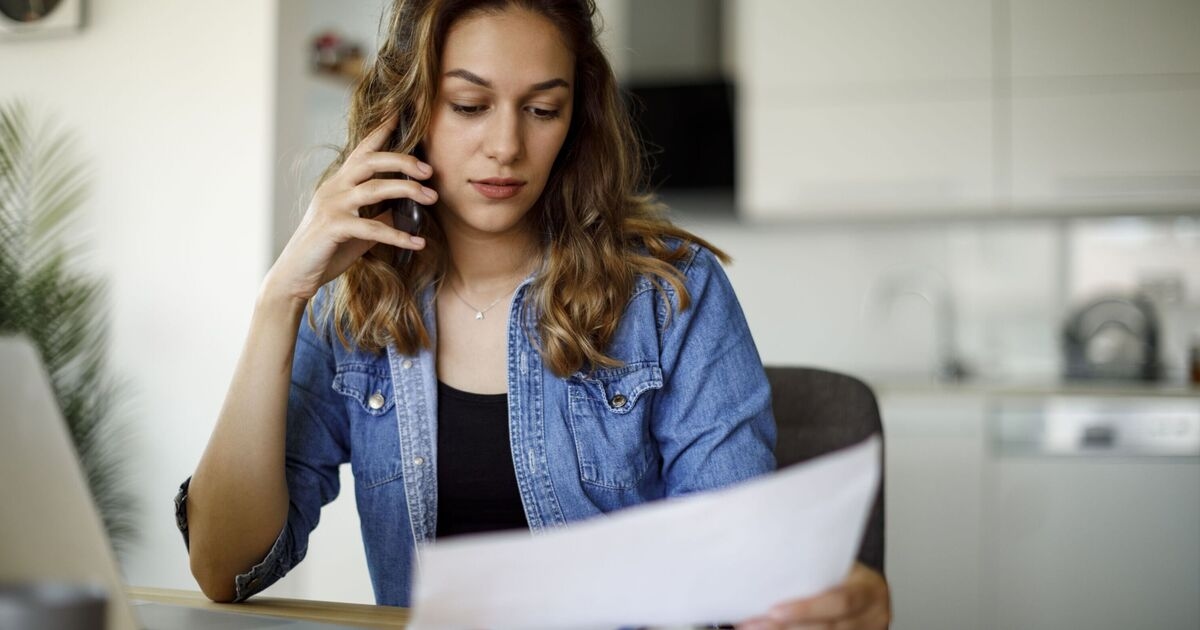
left=764, top=366, right=885, bottom=574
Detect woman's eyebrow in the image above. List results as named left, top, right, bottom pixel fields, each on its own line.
left=444, top=68, right=569, bottom=92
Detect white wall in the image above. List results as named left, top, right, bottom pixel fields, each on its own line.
left=0, top=0, right=278, bottom=592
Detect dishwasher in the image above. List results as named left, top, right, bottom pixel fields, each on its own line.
left=984, top=395, right=1200, bottom=630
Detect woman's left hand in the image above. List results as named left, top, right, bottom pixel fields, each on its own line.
left=736, top=562, right=891, bottom=629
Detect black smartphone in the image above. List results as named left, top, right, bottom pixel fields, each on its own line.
left=385, top=116, right=427, bottom=266
left=391, top=185, right=424, bottom=266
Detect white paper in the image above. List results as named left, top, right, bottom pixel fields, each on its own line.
left=409, top=435, right=881, bottom=630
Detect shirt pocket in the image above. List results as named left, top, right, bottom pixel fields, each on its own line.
left=567, top=362, right=663, bottom=490
left=333, top=365, right=403, bottom=489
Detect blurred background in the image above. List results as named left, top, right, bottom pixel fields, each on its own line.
left=1, top=1, right=1198, bottom=628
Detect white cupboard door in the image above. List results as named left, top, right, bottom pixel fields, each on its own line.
left=735, top=0, right=994, bottom=219
left=880, top=394, right=986, bottom=630
left=1008, top=0, right=1200, bottom=213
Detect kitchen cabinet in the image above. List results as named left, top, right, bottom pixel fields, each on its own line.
left=1007, top=0, right=1200, bottom=213
left=878, top=392, right=987, bottom=630
left=1008, top=0, right=1200, bottom=78
left=733, top=0, right=1200, bottom=219
left=734, top=0, right=994, bottom=220
left=982, top=396, right=1200, bottom=629
left=984, top=456, right=1200, bottom=629
left=878, top=385, right=1200, bottom=630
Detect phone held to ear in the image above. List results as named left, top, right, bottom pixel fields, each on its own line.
left=392, top=190, right=424, bottom=266
left=386, top=119, right=427, bottom=266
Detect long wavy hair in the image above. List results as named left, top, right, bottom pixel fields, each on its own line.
left=318, top=0, right=728, bottom=377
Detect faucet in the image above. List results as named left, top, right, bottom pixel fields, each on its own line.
left=867, top=267, right=971, bottom=382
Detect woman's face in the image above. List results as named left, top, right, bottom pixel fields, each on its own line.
left=424, top=7, right=575, bottom=238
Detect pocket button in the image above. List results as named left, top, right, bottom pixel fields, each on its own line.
left=368, top=392, right=386, bottom=410
left=609, top=393, right=628, bottom=409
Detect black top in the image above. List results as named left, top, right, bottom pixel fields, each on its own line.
left=435, top=380, right=528, bottom=539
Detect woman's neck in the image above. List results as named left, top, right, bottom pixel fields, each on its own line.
left=441, top=221, right=540, bottom=295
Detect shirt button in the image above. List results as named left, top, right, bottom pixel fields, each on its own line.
left=402, top=359, right=413, bottom=369
left=609, top=393, right=628, bottom=408
left=413, top=456, right=425, bottom=466
left=368, top=392, right=385, bottom=410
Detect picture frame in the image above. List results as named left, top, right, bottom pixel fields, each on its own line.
left=0, top=0, right=85, bottom=40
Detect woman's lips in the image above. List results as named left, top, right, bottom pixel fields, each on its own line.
left=471, top=180, right=525, bottom=200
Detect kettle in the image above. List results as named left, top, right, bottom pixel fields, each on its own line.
left=1062, top=293, right=1161, bottom=382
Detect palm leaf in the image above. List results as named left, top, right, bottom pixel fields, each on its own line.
left=0, top=100, right=138, bottom=554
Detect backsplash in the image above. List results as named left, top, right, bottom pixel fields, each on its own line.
left=677, top=211, right=1199, bottom=385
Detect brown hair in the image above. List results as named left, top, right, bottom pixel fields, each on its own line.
left=317, top=0, right=728, bottom=377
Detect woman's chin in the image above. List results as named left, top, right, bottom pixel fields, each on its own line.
left=444, top=203, right=535, bottom=236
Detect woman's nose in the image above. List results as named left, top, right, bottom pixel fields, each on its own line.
left=484, top=108, right=522, bottom=165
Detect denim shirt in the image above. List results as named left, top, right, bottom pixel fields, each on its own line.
left=175, top=242, right=777, bottom=607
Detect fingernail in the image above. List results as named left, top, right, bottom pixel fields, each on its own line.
left=418, top=161, right=432, bottom=175
left=410, top=236, right=425, bottom=247
left=421, top=186, right=437, bottom=199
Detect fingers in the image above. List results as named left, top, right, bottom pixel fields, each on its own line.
left=328, top=115, right=434, bottom=217
left=341, top=115, right=430, bottom=185
left=295, top=115, right=435, bottom=263
left=768, top=587, right=866, bottom=622
left=741, top=564, right=891, bottom=630
left=340, top=150, right=433, bottom=187
left=340, top=178, right=438, bottom=210
left=333, top=214, right=426, bottom=251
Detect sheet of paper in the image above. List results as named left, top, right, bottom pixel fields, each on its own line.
left=409, top=435, right=881, bottom=630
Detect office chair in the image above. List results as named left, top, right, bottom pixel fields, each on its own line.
left=764, top=366, right=885, bottom=574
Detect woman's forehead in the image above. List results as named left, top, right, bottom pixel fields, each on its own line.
left=441, top=8, right=575, bottom=90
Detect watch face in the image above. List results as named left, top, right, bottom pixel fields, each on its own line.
left=0, top=0, right=64, bottom=22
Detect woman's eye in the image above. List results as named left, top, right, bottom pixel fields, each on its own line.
left=450, top=104, right=485, bottom=116
left=528, top=107, right=560, bottom=120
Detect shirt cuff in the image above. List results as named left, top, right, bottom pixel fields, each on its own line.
left=174, top=477, right=192, bottom=550
left=173, top=476, right=291, bottom=602
left=232, top=527, right=290, bottom=602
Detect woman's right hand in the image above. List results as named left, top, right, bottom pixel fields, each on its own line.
left=265, top=114, right=437, bottom=303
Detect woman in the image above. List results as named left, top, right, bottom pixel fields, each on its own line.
left=177, top=0, right=890, bottom=627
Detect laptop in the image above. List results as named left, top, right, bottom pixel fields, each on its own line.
left=0, top=336, right=361, bottom=629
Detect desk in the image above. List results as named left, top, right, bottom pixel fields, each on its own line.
left=128, top=587, right=409, bottom=628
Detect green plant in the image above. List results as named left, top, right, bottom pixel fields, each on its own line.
left=0, top=101, right=137, bottom=553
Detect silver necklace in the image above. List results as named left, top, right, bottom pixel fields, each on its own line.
left=447, top=280, right=519, bottom=320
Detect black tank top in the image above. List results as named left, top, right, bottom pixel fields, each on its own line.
left=435, top=380, right=528, bottom=539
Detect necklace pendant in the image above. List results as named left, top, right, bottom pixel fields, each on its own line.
left=475, top=311, right=485, bottom=320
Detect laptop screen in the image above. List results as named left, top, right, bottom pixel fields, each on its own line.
left=0, top=336, right=140, bottom=630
